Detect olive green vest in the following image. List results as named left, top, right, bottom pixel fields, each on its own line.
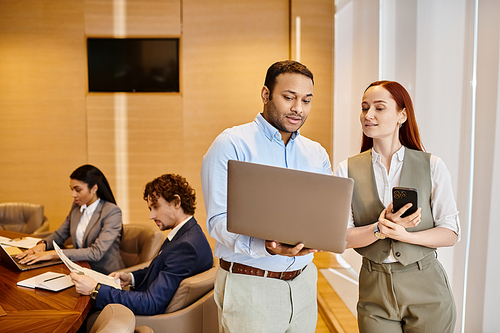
left=348, top=148, right=436, bottom=265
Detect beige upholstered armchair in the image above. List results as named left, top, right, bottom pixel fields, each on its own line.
left=116, top=224, right=217, bottom=332
left=120, top=223, right=165, bottom=269
left=134, top=265, right=218, bottom=333
left=90, top=304, right=153, bottom=333
left=0, top=202, right=49, bottom=235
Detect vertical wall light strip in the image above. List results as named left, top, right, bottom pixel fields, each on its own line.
left=113, top=0, right=126, bottom=38
left=296, top=16, right=301, bottom=63
left=378, top=0, right=384, bottom=80
left=461, top=0, right=478, bottom=331
left=113, top=0, right=129, bottom=224
left=114, top=94, right=129, bottom=224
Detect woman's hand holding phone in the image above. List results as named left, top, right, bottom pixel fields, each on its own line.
left=389, top=187, right=422, bottom=228
left=385, top=202, right=422, bottom=229
left=378, top=206, right=422, bottom=242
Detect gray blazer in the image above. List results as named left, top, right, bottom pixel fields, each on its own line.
left=45, top=200, right=125, bottom=274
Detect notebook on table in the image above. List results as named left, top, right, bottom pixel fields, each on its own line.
left=227, top=160, right=354, bottom=253
left=17, top=271, right=74, bottom=292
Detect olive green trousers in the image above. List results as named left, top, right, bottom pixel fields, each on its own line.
left=358, top=253, right=456, bottom=333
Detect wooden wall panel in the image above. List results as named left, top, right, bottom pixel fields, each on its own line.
left=85, top=0, right=183, bottom=229
left=86, top=94, right=183, bottom=226
left=291, top=0, right=334, bottom=158
left=0, top=0, right=87, bottom=230
left=86, top=95, right=117, bottom=179
left=182, top=0, right=290, bottom=247
left=84, top=0, right=113, bottom=35
left=126, top=95, right=184, bottom=224
left=0, top=0, right=334, bottom=246
left=85, top=0, right=181, bottom=36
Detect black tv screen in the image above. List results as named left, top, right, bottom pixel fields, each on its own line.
left=87, top=38, right=179, bottom=93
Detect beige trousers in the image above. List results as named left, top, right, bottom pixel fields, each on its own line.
left=214, top=262, right=317, bottom=333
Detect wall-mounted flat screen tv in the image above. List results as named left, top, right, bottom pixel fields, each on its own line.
left=87, top=38, right=179, bottom=93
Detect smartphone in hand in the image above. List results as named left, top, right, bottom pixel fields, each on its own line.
left=392, top=187, right=418, bottom=218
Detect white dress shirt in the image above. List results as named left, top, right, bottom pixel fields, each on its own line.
left=166, top=216, right=193, bottom=242
left=201, top=113, right=332, bottom=271
left=75, top=198, right=100, bottom=248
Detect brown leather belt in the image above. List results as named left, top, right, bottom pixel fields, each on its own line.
left=219, top=258, right=303, bottom=281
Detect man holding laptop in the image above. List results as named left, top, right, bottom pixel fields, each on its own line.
left=201, top=60, right=332, bottom=332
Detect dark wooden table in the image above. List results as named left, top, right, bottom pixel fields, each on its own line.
left=0, top=230, right=91, bottom=333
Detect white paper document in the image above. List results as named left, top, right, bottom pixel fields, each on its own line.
left=0, top=236, right=12, bottom=244
left=1, top=236, right=41, bottom=249
left=17, top=271, right=74, bottom=292
left=53, top=241, right=121, bottom=289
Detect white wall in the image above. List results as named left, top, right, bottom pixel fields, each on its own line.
left=334, top=0, right=500, bottom=331
left=467, top=2, right=500, bottom=331
left=333, top=0, right=380, bottom=274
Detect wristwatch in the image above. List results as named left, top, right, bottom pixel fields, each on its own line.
left=374, top=223, right=386, bottom=239
left=90, top=283, right=101, bottom=300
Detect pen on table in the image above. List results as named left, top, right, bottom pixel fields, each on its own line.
left=43, top=275, right=66, bottom=282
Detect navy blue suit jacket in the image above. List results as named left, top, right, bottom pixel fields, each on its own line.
left=95, top=217, right=213, bottom=315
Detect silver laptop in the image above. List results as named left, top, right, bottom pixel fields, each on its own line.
left=0, top=244, right=62, bottom=271
left=227, top=160, right=354, bottom=253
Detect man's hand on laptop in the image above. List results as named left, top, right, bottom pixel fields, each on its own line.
left=265, top=241, right=319, bottom=257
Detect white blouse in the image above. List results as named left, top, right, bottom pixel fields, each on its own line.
left=75, top=198, right=100, bottom=248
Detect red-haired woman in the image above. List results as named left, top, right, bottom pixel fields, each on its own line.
left=335, top=81, right=460, bottom=332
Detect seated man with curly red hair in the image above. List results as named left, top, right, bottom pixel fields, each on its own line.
left=71, top=174, right=214, bottom=316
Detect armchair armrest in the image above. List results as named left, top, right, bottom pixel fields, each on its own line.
left=32, top=219, right=50, bottom=235
left=135, top=289, right=217, bottom=333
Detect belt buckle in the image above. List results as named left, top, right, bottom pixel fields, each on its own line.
left=279, top=271, right=284, bottom=280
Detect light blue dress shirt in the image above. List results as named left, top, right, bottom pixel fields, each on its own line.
left=201, top=113, right=332, bottom=272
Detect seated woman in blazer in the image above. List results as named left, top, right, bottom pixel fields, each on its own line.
left=17, top=164, right=125, bottom=274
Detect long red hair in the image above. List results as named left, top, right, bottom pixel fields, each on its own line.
left=360, top=80, right=425, bottom=153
